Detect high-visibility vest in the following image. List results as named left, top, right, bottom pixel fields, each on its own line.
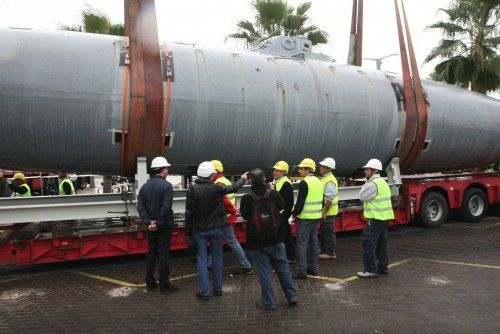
left=274, top=176, right=292, bottom=214
left=322, top=173, right=339, bottom=216
left=363, top=177, right=394, bottom=221
left=274, top=176, right=291, bottom=192
left=214, top=176, right=236, bottom=217
left=298, top=175, right=323, bottom=220
left=59, top=178, right=75, bottom=195
left=15, top=183, right=31, bottom=198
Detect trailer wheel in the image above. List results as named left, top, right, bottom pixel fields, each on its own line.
left=460, top=188, right=488, bottom=222
left=418, top=192, right=448, bottom=228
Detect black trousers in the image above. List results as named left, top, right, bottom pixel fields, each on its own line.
left=146, top=227, right=172, bottom=290
left=282, top=218, right=295, bottom=261
left=362, top=219, right=389, bottom=273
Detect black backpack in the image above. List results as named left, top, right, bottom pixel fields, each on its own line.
left=249, top=189, right=280, bottom=240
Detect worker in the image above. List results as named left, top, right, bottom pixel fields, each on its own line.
left=185, top=161, right=248, bottom=301
left=291, top=158, right=323, bottom=279
left=8, top=173, right=31, bottom=197
left=137, top=156, right=179, bottom=294
left=318, top=158, right=338, bottom=260
left=58, top=173, right=76, bottom=195
left=0, top=169, right=12, bottom=197
left=272, top=161, right=295, bottom=262
left=210, top=160, right=253, bottom=276
left=240, top=168, right=298, bottom=310
left=356, top=158, right=394, bottom=278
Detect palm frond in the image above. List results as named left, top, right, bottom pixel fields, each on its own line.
left=296, top=2, right=312, bottom=16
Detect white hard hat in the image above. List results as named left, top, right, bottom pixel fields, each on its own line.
left=363, top=158, right=383, bottom=171
left=319, top=157, right=336, bottom=170
left=151, top=156, right=171, bottom=169
left=197, top=161, right=216, bottom=178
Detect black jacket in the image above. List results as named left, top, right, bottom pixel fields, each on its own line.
left=0, top=178, right=11, bottom=197
left=185, top=177, right=246, bottom=237
left=291, top=180, right=308, bottom=218
left=240, top=184, right=285, bottom=250
left=137, top=175, right=174, bottom=228
left=278, top=181, right=294, bottom=221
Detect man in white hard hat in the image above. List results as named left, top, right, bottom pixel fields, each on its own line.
left=318, top=158, right=338, bottom=260
left=137, top=156, right=179, bottom=293
left=356, top=159, right=395, bottom=278
left=185, top=161, right=248, bottom=301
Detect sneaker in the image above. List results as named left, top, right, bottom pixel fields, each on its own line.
left=196, top=292, right=210, bottom=301
left=160, top=284, right=180, bottom=294
left=356, top=271, right=378, bottom=278
left=233, top=267, right=253, bottom=276
left=319, top=253, right=336, bottom=260
left=255, top=301, right=275, bottom=311
left=292, top=273, right=308, bottom=280
left=288, top=300, right=298, bottom=307
left=213, top=290, right=223, bottom=297
left=307, top=269, right=319, bottom=276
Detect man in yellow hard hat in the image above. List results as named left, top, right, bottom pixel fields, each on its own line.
left=211, top=160, right=253, bottom=275
left=272, top=161, right=295, bottom=262
left=291, top=158, right=323, bottom=279
left=8, top=172, right=31, bottom=198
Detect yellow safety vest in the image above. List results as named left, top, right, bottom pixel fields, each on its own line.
left=214, top=176, right=236, bottom=217
left=298, top=175, right=323, bottom=220
left=363, top=177, right=394, bottom=221
left=274, top=176, right=292, bottom=214
left=15, top=183, right=31, bottom=198
left=322, top=173, right=339, bottom=216
left=59, top=178, right=75, bottom=195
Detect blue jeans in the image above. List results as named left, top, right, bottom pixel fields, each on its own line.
left=208, top=224, right=251, bottom=269
left=296, top=220, right=319, bottom=275
left=250, top=243, right=298, bottom=309
left=194, top=228, right=223, bottom=296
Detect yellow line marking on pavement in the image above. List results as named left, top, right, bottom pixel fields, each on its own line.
left=0, top=277, right=24, bottom=284
left=72, top=271, right=200, bottom=287
left=342, top=259, right=411, bottom=282
left=307, top=274, right=342, bottom=282
left=170, top=273, right=199, bottom=281
left=72, top=271, right=144, bottom=287
left=414, top=259, right=500, bottom=270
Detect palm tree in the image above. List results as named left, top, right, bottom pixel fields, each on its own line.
left=424, top=0, right=499, bottom=94
left=59, top=6, right=124, bottom=36
left=228, top=0, right=328, bottom=46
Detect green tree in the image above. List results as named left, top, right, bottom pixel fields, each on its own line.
left=228, top=0, right=328, bottom=46
left=59, top=6, right=124, bottom=36
left=424, top=0, right=499, bottom=94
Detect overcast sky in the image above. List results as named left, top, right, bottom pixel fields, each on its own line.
left=0, top=0, right=463, bottom=78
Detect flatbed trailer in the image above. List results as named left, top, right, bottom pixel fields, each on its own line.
left=0, top=159, right=499, bottom=265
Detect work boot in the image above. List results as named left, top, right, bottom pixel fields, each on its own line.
left=255, top=301, right=275, bottom=311
left=160, top=284, right=179, bottom=294
left=307, top=269, right=319, bottom=276
left=196, top=292, right=210, bottom=301
left=356, top=271, right=378, bottom=278
left=292, top=273, right=308, bottom=280
left=213, top=290, right=223, bottom=297
left=288, top=299, right=298, bottom=307
left=233, top=267, right=253, bottom=276
left=378, top=268, right=389, bottom=275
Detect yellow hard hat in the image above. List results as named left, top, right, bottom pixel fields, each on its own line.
left=297, top=158, right=316, bottom=172
left=211, top=160, right=223, bottom=172
left=13, top=172, right=26, bottom=181
left=273, top=161, right=289, bottom=173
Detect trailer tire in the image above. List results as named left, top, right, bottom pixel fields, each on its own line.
left=418, top=192, right=448, bottom=228
left=460, top=188, right=488, bottom=222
